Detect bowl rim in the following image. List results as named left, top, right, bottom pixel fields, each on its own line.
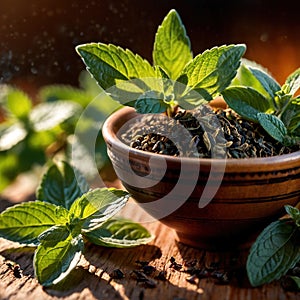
left=102, top=106, right=300, bottom=172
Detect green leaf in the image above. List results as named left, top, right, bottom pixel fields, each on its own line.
left=222, top=86, right=271, bottom=121
left=38, top=225, right=70, bottom=243
left=6, top=88, right=32, bottom=121
left=257, top=113, right=287, bottom=143
left=153, top=9, right=192, bottom=80
left=176, top=87, right=211, bottom=110
left=289, top=276, right=300, bottom=290
left=84, top=217, right=153, bottom=248
left=38, top=85, right=92, bottom=107
left=246, top=220, right=300, bottom=287
left=0, top=122, right=27, bottom=151
left=29, top=101, right=81, bottom=131
left=249, top=67, right=281, bottom=100
left=134, top=91, right=168, bottom=114
left=34, top=230, right=84, bottom=286
left=280, top=101, right=300, bottom=132
left=78, top=70, right=104, bottom=98
left=285, top=68, right=300, bottom=96
left=285, top=205, right=300, bottom=227
left=231, top=59, right=277, bottom=100
left=0, top=201, right=69, bottom=245
left=69, top=188, right=130, bottom=231
left=36, top=161, right=89, bottom=210
left=76, top=43, right=156, bottom=90
left=178, top=44, right=246, bottom=97
left=0, top=152, right=19, bottom=192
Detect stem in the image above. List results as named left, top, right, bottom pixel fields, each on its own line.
left=277, top=98, right=291, bottom=119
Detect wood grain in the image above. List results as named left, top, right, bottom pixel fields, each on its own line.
left=0, top=180, right=298, bottom=300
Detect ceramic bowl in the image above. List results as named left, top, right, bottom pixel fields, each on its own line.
left=102, top=106, right=300, bottom=250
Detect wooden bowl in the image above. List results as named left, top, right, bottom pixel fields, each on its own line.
left=102, top=107, right=300, bottom=250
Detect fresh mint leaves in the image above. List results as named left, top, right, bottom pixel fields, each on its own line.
left=153, top=9, right=192, bottom=80
left=0, top=161, right=153, bottom=286
left=223, top=63, right=300, bottom=146
left=247, top=205, right=300, bottom=287
left=76, top=9, right=246, bottom=115
left=0, top=71, right=120, bottom=192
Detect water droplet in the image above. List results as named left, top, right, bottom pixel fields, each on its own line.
left=31, top=67, right=38, bottom=75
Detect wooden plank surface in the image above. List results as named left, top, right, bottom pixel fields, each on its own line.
left=0, top=178, right=298, bottom=300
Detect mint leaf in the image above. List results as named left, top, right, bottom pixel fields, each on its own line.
left=285, top=205, right=300, bottom=227
left=0, top=122, right=27, bottom=151
left=153, top=9, right=192, bottom=80
left=38, top=84, right=92, bottom=107
left=76, top=43, right=156, bottom=91
left=257, top=113, right=287, bottom=143
left=285, top=68, right=300, bottom=96
left=134, top=91, right=168, bottom=114
left=6, top=88, right=32, bottom=121
left=231, top=59, right=278, bottom=101
left=178, top=44, right=246, bottom=97
left=37, top=161, right=89, bottom=210
left=0, top=201, right=68, bottom=245
left=176, top=87, right=211, bottom=110
left=289, top=276, right=300, bottom=290
left=29, top=101, right=81, bottom=131
left=222, top=86, right=271, bottom=121
left=231, top=63, right=264, bottom=91
left=280, top=101, right=300, bottom=132
left=69, top=188, right=129, bottom=231
left=34, top=230, right=84, bottom=286
left=247, top=220, right=300, bottom=287
left=249, top=67, right=281, bottom=101
left=38, top=225, right=70, bottom=243
left=84, top=217, right=153, bottom=248
left=78, top=70, right=104, bottom=98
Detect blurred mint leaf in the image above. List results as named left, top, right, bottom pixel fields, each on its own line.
left=34, top=230, right=84, bottom=286
left=257, top=113, right=287, bottom=143
left=39, top=85, right=92, bottom=107
left=78, top=70, right=103, bottom=97
left=29, top=101, right=81, bottom=131
left=153, top=9, right=192, bottom=80
left=247, top=220, right=300, bottom=287
left=0, top=201, right=68, bottom=245
left=37, top=161, right=89, bottom=210
left=6, top=88, right=32, bottom=121
left=85, top=217, right=153, bottom=248
left=0, top=152, right=19, bottom=191
left=0, top=122, right=27, bottom=151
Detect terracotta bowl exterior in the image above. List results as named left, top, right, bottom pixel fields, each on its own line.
left=102, top=107, right=300, bottom=250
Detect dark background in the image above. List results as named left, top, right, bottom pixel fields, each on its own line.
left=1, top=0, right=299, bottom=89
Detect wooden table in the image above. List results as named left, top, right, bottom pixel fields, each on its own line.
left=0, top=178, right=298, bottom=300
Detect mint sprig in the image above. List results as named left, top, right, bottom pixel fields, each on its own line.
left=0, top=161, right=153, bottom=287
left=247, top=205, right=300, bottom=287
left=223, top=63, right=300, bottom=146
left=0, top=72, right=120, bottom=192
left=76, top=9, right=246, bottom=115
left=153, top=9, right=192, bottom=80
